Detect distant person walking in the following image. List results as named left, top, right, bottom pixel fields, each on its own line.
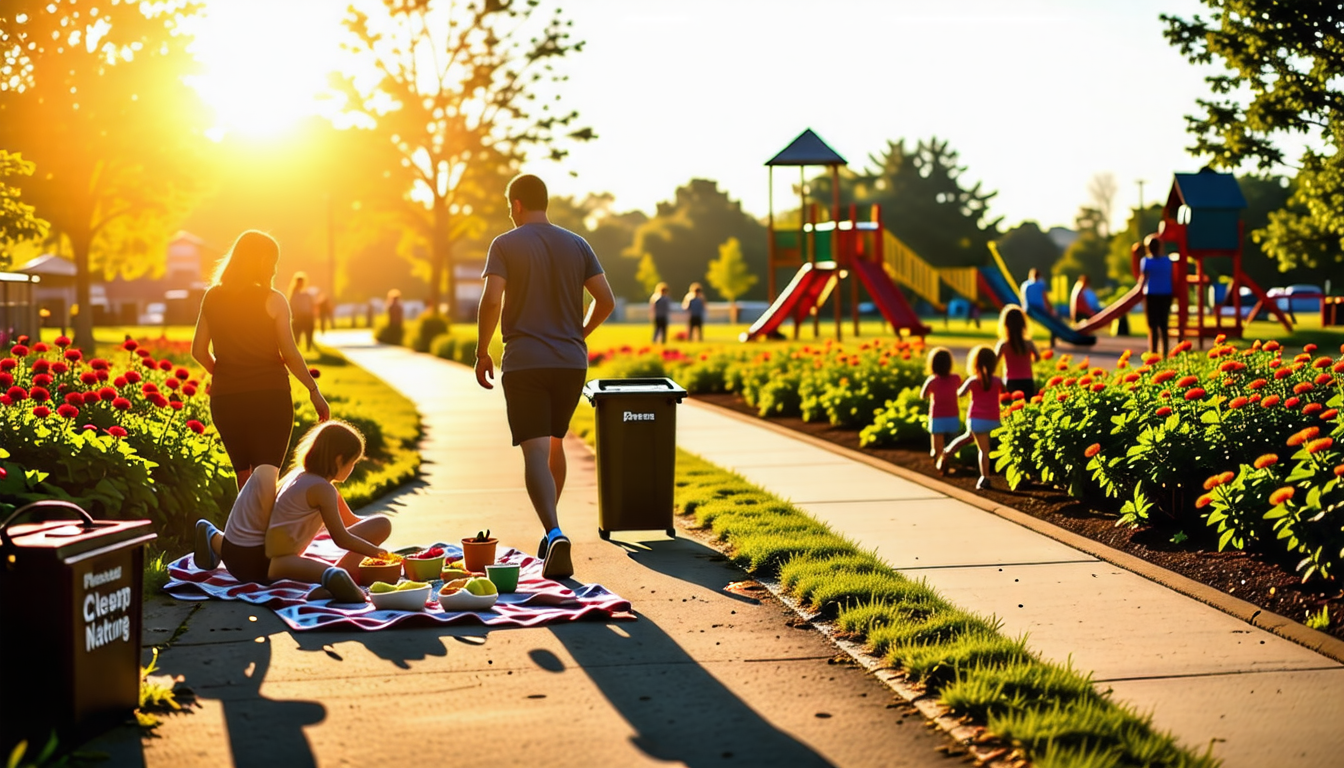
left=475, top=174, right=616, bottom=579
left=1136, top=236, right=1173, bottom=356
left=385, top=289, right=404, bottom=337
left=190, top=231, right=330, bottom=562
left=1070, top=274, right=1100, bottom=323
left=683, top=282, right=706, bottom=341
left=289, top=272, right=316, bottom=352
left=1019, top=268, right=1056, bottom=347
left=650, top=282, right=670, bottom=343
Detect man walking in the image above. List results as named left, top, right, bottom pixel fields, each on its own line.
left=474, top=174, right=616, bottom=578
left=1136, top=235, right=1174, bottom=356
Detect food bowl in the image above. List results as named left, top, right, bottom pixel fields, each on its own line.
left=437, top=587, right=498, bottom=611
left=369, top=582, right=431, bottom=611
left=485, top=563, right=520, bottom=593
left=403, top=553, right=445, bottom=581
left=357, top=557, right=404, bottom=587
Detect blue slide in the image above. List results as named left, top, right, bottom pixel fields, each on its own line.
left=975, top=267, right=1096, bottom=346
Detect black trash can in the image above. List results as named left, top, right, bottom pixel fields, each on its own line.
left=582, top=377, right=688, bottom=540
left=0, top=501, right=157, bottom=751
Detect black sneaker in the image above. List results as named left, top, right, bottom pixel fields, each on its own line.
left=976, top=476, right=992, bottom=491
left=537, top=534, right=549, bottom=560
left=542, top=535, right=573, bottom=579
left=194, top=520, right=220, bottom=570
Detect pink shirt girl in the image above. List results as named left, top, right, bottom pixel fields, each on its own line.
left=961, top=375, right=1004, bottom=429
left=921, top=373, right=963, bottom=418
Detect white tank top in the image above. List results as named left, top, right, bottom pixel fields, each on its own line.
left=265, top=471, right=331, bottom=557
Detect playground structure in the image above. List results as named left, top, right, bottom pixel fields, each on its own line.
left=745, top=129, right=979, bottom=342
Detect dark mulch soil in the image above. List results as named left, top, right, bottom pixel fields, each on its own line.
left=693, top=393, right=1344, bottom=640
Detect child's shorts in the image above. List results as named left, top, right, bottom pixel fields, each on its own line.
left=968, top=418, right=1001, bottom=434
left=928, top=416, right=961, bottom=435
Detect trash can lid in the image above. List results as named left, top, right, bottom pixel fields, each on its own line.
left=4, top=520, right=156, bottom=564
left=583, top=377, right=688, bottom=402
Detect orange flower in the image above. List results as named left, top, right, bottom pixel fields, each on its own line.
left=1176, top=375, right=1198, bottom=388
left=1222, top=378, right=1235, bottom=387
left=1285, top=396, right=1300, bottom=409
left=1160, top=389, right=1172, bottom=399
left=1304, top=343, right=1318, bottom=353
left=1215, top=334, right=1227, bottom=344
left=1056, top=362, right=1068, bottom=371
left=1124, top=372, right=1140, bottom=383
left=1031, top=394, right=1043, bottom=404
left=1040, top=349, right=1054, bottom=360
left=1155, top=406, right=1173, bottom=417
left=1091, top=383, right=1105, bottom=392
left=1287, top=427, right=1320, bottom=447
left=1084, top=443, right=1101, bottom=458
left=1274, top=367, right=1293, bottom=380
left=1249, top=393, right=1262, bottom=404
left=1303, top=403, right=1323, bottom=416
left=1047, top=375, right=1064, bottom=388
left=1079, top=376, right=1094, bottom=386
left=1315, top=372, right=1334, bottom=385
left=1153, top=370, right=1176, bottom=384
left=1195, top=492, right=1215, bottom=509
left=1056, top=393, right=1069, bottom=402
left=1293, top=382, right=1314, bottom=394
left=1185, top=387, right=1206, bottom=400
left=1269, top=487, right=1295, bottom=506
left=1220, top=471, right=1235, bottom=485
left=1264, top=340, right=1281, bottom=352
left=1332, top=360, right=1344, bottom=373
left=1335, top=465, right=1344, bottom=477
left=1261, top=394, right=1281, bottom=407
left=1269, top=358, right=1283, bottom=369
left=1313, top=356, right=1333, bottom=369
left=1294, top=353, right=1312, bottom=363
left=1228, top=396, right=1249, bottom=409
left=1203, top=474, right=1224, bottom=491
left=1306, top=438, right=1334, bottom=454
left=1142, top=352, right=1162, bottom=365
left=1321, top=408, right=1338, bottom=420
left=1248, top=378, right=1268, bottom=390
left=1254, top=454, right=1278, bottom=469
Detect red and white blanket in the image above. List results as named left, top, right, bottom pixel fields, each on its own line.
left=165, top=537, right=634, bottom=631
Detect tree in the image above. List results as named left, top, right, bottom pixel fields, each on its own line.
left=545, top=192, right=645, bottom=301
left=1163, top=2, right=1344, bottom=269
left=626, top=179, right=766, bottom=302
left=1087, top=173, right=1117, bottom=238
left=1106, top=205, right=1164, bottom=287
left=706, top=237, right=756, bottom=322
left=995, top=221, right=1060, bottom=281
left=1055, top=206, right=1110, bottom=284
left=0, top=1, right=208, bottom=344
left=0, top=151, right=47, bottom=269
left=338, top=0, right=594, bottom=320
left=634, top=253, right=661, bottom=296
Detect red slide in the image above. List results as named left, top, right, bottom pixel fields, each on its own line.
left=851, top=259, right=932, bottom=336
left=1074, top=283, right=1144, bottom=334
left=741, top=262, right=838, bottom=341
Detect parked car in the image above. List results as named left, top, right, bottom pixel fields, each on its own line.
left=1272, top=284, right=1323, bottom=314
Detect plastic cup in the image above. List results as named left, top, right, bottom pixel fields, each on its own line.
left=485, top=563, right=520, bottom=593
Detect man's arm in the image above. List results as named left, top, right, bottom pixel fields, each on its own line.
left=583, top=274, right=616, bottom=339
left=475, top=275, right=505, bottom=389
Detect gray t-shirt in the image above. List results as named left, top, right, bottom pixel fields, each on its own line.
left=652, top=295, right=669, bottom=320
left=482, top=223, right=604, bottom=372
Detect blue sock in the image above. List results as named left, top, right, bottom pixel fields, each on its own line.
left=546, top=526, right=564, bottom=542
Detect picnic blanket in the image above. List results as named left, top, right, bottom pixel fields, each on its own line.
left=164, top=536, right=634, bottom=631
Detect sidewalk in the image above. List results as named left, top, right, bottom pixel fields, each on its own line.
left=675, top=400, right=1344, bottom=768
left=127, top=333, right=965, bottom=768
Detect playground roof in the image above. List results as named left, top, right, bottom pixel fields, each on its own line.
left=1165, top=168, right=1247, bottom=214
left=766, top=129, right=846, bottom=167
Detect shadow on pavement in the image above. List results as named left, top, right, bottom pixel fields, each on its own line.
left=205, top=635, right=325, bottom=768
left=550, top=618, right=833, bottom=767
left=613, top=535, right=761, bottom=605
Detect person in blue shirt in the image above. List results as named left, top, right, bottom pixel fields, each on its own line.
left=1019, top=268, right=1056, bottom=347
left=1136, top=236, right=1174, bottom=356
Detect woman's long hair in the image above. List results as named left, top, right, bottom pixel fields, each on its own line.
left=288, top=420, right=366, bottom=481
left=212, top=231, right=279, bottom=289
left=998, top=305, right=1029, bottom=357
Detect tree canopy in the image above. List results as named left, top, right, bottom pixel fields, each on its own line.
left=0, top=0, right=207, bottom=342
left=995, top=221, right=1060, bottom=282
left=706, top=237, right=756, bottom=305
left=1163, top=1, right=1344, bottom=269
left=0, top=150, right=47, bottom=268
left=337, top=0, right=593, bottom=319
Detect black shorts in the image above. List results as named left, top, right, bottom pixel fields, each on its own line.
left=1005, top=378, right=1037, bottom=400
left=211, top=389, right=294, bottom=473
left=689, top=316, right=704, bottom=328
left=221, top=538, right=271, bottom=585
left=501, top=368, right=587, bottom=446
left=1146, top=294, right=1172, bottom=330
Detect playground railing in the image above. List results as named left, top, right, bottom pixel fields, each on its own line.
left=882, top=231, right=942, bottom=309
left=937, top=267, right=979, bottom=304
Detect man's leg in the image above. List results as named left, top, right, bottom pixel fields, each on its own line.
left=520, top=437, right=560, bottom=532
left=549, top=435, right=567, bottom=500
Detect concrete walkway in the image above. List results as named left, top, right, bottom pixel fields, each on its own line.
left=124, top=333, right=966, bottom=768
left=676, top=401, right=1344, bottom=767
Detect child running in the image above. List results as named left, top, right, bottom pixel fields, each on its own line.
left=995, top=304, right=1040, bottom=399
left=919, top=347, right=962, bottom=461
left=938, top=345, right=1004, bottom=490
left=266, top=420, right=393, bottom=602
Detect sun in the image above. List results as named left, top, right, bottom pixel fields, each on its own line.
left=184, top=0, right=350, bottom=139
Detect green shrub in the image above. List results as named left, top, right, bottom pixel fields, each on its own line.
left=374, top=321, right=404, bottom=346
left=413, top=314, right=450, bottom=353
left=431, top=334, right=457, bottom=361
left=860, top=386, right=929, bottom=447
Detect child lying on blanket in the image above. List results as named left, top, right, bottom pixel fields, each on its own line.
left=194, top=420, right=392, bottom=603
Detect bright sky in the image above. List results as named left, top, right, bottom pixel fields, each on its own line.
left=186, top=0, right=1243, bottom=233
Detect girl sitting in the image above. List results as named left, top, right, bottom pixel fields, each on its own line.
left=919, top=347, right=962, bottom=461
left=267, top=420, right=392, bottom=602
left=996, top=304, right=1040, bottom=400
left=938, top=346, right=1004, bottom=490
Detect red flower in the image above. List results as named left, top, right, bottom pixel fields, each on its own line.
left=31, top=358, right=49, bottom=373
left=56, top=404, right=78, bottom=419
left=1285, top=396, right=1300, bottom=409
left=1228, top=396, right=1249, bottom=409
left=1124, top=372, right=1140, bottom=383
left=175, top=367, right=190, bottom=380
left=0, top=372, right=9, bottom=388
left=1274, top=367, right=1292, bottom=380
left=1287, top=427, right=1320, bottom=447
left=113, top=376, right=128, bottom=388
left=141, top=382, right=158, bottom=395
left=186, top=419, right=205, bottom=435
left=1140, top=353, right=1161, bottom=365
left=63, top=349, right=81, bottom=363
left=1184, top=387, right=1206, bottom=400
left=1264, top=340, right=1281, bottom=352
left=1079, top=376, right=1094, bottom=386
left=33, top=372, right=53, bottom=387
left=51, top=362, right=67, bottom=375
left=1261, top=394, right=1281, bottom=407
left=1084, top=443, right=1101, bottom=458
left=1269, top=487, right=1295, bottom=505
left=82, top=424, right=97, bottom=432
left=1305, top=343, right=1318, bottom=353
left=999, top=393, right=1013, bottom=404
left=1333, top=360, right=1344, bottom=373
left=81, top=392, right=99, bottom=405
left=1254, top=454, right=1278, bottom=469
left=112, top=397, right=131, bottom=411
left=135, top=348, right=151, bottom=358
left=149, top=393, right=169, bottom=408
left=10, top=344, right=29, bottom=358
left=1302, top=402, right=1323, bottom=415
left=170, top=400, right=184, bottom=411
left=1322, top=409, right=1339, bottom=420
left=97, top=387, right=116, bottom=402
left=1040, top=349, right=1053, bottom=360
left=1335, top=465, right=1344, bottom=478
left=1056, top=393, right=1069, bottom=402
left=1315, top=373, right=1334, bottom=385
left=29, top=386, right=49, bottom=403
left=54, top=335, right=70, bottom=347
left=1306, top=438, right=1334, bottom=454
left=1195, top=492, right=1215, bottom=509
left=1063, top=377, right=1077, bottom=387
left=33, top=342, right=48, bottom=353
left=1153, top=370, right=1176, bottom=384
left=1091, top=383, right=1105, bottom=392
left=125, top=371, right=141, bottom=384
left=0, top=358, right=15, bottom=371
left=96, top=369, right=109, bottom=382
left=157, top=360, right=173, bottom=372
left=182, top=384, right=197, bottom=397
left=63, top=392, right=82, bottom=406
left=122, top=339, right=139, bottom=352
left=1293, top=381, right=1314, bottom=394
left=1155, top=406, right=1173, bottom=417
left=1012, top=390, right=1025, bottom=400
left=1047, top=375, right=1064, bottom=388
left=165, top=379, right=180, bottom=391
left=107, top=426, right=128, bottom=438
left=89, top=358, right=109, bottom=370
left=31, top=406, right=50, bottom=418
left=1313, top=356, right=1332, bottom=369
left=308, top=367, right=321, bottom=379
left=79, top=371, right=98, bottom=385
left=141, top=357, right=157, bottom=370
left=6, top=386, right=27, bottom=402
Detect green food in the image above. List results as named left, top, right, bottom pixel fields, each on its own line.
left=464, top=577, right=497, bottom=596
left=369, top=582, right=398, bottom=594
left=397, top=581, right=428, bottom=591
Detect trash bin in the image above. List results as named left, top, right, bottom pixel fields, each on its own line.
left=0, top=501, right=156, bottom=751
left=582, top=377, right=688, bottom=540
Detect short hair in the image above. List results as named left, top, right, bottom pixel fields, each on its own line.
left=927, top=346, right=953, bottom=377
left=506, top=174, right=548, bottom=212
left=1144, top=235, right=1163, bottom=256
left=213, top=230, right=279, bottom=288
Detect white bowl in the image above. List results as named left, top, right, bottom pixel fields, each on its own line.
left=437, top=588, right=498, bottom=611
left=369, top=584, right=431, bottom=612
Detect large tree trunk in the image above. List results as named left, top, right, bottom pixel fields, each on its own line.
left=432, top=203, right=456, bottom=321
left=71, top=231, right=94, bottom=348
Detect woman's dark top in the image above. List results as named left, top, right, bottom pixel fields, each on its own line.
left=201, top=285, right=288, bottom=396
